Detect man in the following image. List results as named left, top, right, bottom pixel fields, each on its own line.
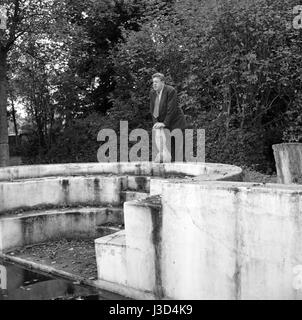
left=150, top=72, right=187, bottom=161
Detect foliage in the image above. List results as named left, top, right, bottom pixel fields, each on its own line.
left=3, top=0, right=302, bottom=171
left=4, top=0, right=148, bottom=162
left=283, top=93, right=302, bottom=142
left=108, top=0, right=302, bottom=171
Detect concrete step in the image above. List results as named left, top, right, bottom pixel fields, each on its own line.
left=94, top=195, right=163, bottom=299
left=95, top=231, right=127, bottom=286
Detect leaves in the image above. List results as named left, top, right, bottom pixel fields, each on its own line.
left=107, top=0, right=301, bottom=170
left=2, top=0, right=302, bottom=171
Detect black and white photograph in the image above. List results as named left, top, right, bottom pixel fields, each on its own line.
left=1, top=0, right=302, bottom=310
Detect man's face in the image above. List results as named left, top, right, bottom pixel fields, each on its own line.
left=152, top=77, right=164, bottom=92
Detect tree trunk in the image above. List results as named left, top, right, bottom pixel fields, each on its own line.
left=0, top=49, right=9, bottom=167
left=10, top=93, right=18, bottom=137
left=272, top=143, right=302, bottom=184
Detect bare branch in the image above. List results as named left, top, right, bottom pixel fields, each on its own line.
left=5, top=0, right=21, bottom=50
left=14, top=43, right=46, bottom=63
left=5, top=25, right=31, bottom=50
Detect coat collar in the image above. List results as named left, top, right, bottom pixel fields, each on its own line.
left=152, top=84, right=166, bottom=98
left=151, top=85, right=167, bottom=115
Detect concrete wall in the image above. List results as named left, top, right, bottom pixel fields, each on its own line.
left=0, top=162, right=242, bottom=215
left=0, top=162, right=243, bottom=182
left=0, top=176, right=122, bottom=214
left=0, top=207, right=123, bottom=252
left=100, top=180, right=302, bottom=300
left=4, top=162, right=300, bottom=299
left=124, top=197, right=162, bottom=297
left=0, top=161, right=246, bottom=299
left=273, top=143, right=302, bottom=184
left=159, top=181, right=302, bottom=299
left=0, top=161, right=242, bottom=215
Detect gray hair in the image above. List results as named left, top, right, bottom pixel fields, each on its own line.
left=152, top=72, right=165, bottom=82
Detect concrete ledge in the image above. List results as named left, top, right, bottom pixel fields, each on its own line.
left=124, top=196, right=162, bottom=297
left=94, top=279, right=156, bottom=300
left=94, top=230, right=157, bottom=300
left=95, top=231, right=127, bottom=287
left=0, top=207, right=123, bottom=252
left=0, top=162, right=242, bottom=216
left=95, top=196, right=163, bottom=299
left=0, top=176, right=123, bottom=214
left=0, top=162, right=243, bottom=182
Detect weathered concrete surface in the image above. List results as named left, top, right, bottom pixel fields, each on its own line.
left=0, top=176, right=122, bottom=214
left=125, top=196, right=162, bottom=297
left=95, top=231, right=127, bottom=286
left=0, top=207, right=123, bottom=252
left=0, top=161, right=244, bottom=299
left=95, top=195, right=162, bottom=298
left=160, top=181, right=302, bottom=299
left=0, top=162, right=242, bottom=215
left=94, top=232, right=155, bottom=299
left=0, top=162, right=243, bottom=182
left=273, top=143, right=302, bottom=184
left=96, top=180, right=302, bottom=300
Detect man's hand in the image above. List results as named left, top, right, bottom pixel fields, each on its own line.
left=153, top=122, right=165, bottom=129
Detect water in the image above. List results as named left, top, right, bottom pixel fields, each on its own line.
left=0, top=259, right=112, bottom=300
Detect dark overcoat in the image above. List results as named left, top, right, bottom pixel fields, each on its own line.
left=149, top=84, right=187, bottom=130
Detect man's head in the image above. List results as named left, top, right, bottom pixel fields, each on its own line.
left=152, top=73, right=165, bottom=93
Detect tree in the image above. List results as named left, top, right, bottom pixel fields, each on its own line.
left=3, top=0, right=149, bottom=164
left=0, top=0, right=67, bottom=166
left=56, top=0, right=147, bottom=118
left=0, top=1, right=9, bottom=166
left=109, top=0, right=302, bottom=171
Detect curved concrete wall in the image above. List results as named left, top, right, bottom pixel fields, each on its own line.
left=0, top=176, right=122, bottom=214
left=0, top=162, right=242, bottom=214
left=0, top=207, right=123, bottom=252
left=0, top=162, right=242, bottom=255
left=119, top=180, right=302, bottom=300
left=0, top=162, right=242, bottom=182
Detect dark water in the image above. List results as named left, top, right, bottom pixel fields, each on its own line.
left=0, top=259, right=111, bottom=300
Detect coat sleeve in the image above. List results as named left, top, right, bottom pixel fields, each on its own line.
left=150, top=91, right=154, bottom=113
left=150, top=91, right=155, bottom=123
left=163, top=87, right=177, bottom=128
